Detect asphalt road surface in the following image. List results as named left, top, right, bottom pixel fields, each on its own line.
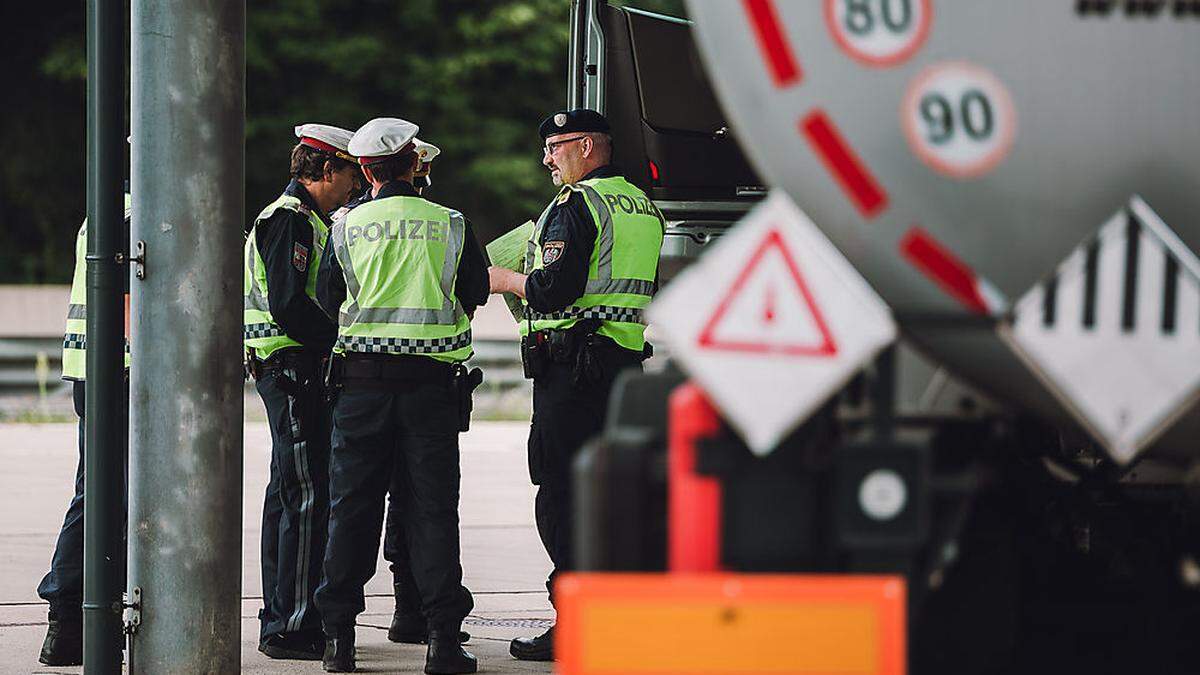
left=0, top=419, right=555, bottom=674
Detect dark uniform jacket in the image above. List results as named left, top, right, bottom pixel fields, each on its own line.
left=255, top=179, right=338, bottom=353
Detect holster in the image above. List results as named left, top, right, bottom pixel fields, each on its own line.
left=453, top=365, right=484, bottom=432
left=323, top=355, right=342, bottom=401
left=547, top=329, right=578, bottom=364
left=244, top=347, right=260, bottom=381
left=256, top=349, right=324, bottom=397
left=572, top=332, right=605, bottom=388
left=523, top=319, right=603, bottom=385
left=521, top=331, right=550, bottom=380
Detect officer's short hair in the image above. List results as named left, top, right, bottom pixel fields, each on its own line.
left=290, top=143, right=357, bottom=181
left=587, top=132, right=613, bottom=157
left=362, top=148, right=419, bottom=183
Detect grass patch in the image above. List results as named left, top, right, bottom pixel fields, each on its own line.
left=0, top=408, right=76, bottom=424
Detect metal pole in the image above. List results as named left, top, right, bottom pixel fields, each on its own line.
left=83, top=0, right=126, bottom=671
left=583, top=0, right=607, bottom=113
left=128, top=1, right=245, bottom=672
left=567, top=0, right=585, bottom=108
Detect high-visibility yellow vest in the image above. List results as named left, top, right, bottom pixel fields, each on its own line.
left=521, top=175, right=663, bottom=352
left=62, top=194, right=132, bottom=381
left=328, top=195, right=473, bottom=363
left=243, top=193, right=329, bottom=359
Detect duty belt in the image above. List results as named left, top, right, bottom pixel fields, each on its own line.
left=253, top=348, right=322, bottom=375
left=336, top=354, right=455, bottom=382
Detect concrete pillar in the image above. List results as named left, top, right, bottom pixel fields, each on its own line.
left=128, top=1, right=245, bottom=671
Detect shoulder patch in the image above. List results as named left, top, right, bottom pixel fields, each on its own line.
left=542, top=240, right=565, bottom=266
left=293, top=242, right=309, bottom=272
left=555, top=190, right=572, bottom=205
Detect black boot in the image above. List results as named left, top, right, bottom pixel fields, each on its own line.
left=388, top=583, right=427, bottom=645
left=390, top=584, right=471, bottom=645
left=509, top=625, right=554, bottom=662
left=390, top=610, right=472, bottom=645
left=388, top=609, right=427, bottom=643
left=259, top=631, right=324, bottom=660
left=322, top=626, right=356, bottom=673
left=425, top=628, right=477, bottom=674
left=39, top=612, right=83, bottom=666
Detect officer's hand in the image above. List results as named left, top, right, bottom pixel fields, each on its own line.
left=488, top=266, right=527, bottom=298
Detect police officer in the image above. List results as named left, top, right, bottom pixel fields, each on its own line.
left=488, top=109, right=664, bottom=662
left=245, top=124, right=359, bottom=660
left=412, top=137, right=439, bottom=194
left=371, top=136, right=472, bottom=646
left=328, top=138, right=434, bottom=232
left=315, top=118, right=486, bottom=674
left=336, top=137, right=473, bottom=648
left=36, top=191, right=132, bottom=667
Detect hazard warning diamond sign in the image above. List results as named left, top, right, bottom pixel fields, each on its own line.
left=648, top=192, right=897, bottom=455
left=697, top=229, right=839, bottom=357
left=1000, top=196, right=1200, bottom=464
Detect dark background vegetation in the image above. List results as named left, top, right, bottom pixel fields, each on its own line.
left=0, top=0, right=685, bottom=284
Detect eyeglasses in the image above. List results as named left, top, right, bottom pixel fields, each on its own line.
left=543, top=135, right=588, bottom=156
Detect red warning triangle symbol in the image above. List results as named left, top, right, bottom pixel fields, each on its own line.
left=697, top=228, right=838, bottom=357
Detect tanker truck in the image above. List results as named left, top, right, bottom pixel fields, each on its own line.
left=558, top=2, right=1200, bottom=673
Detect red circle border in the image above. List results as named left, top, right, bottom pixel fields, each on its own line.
left=899, top=60, right=1018, bottom=180
left=824, top=0, right=933, bottom=69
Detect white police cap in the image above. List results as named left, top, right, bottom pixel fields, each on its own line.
left=294, top=123, right=356, bottom=162
left=414, top=138, right=441, bottom=164
left=349, top=118, right=420, bottom=165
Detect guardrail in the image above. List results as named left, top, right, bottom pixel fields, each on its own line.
left=0, top=286, right=530, bottom=418
left=0, top=337, right=65, bottom=395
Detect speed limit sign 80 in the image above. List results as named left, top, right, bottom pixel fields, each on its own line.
left=901, top=61, right=1017, bottom=180
left=824, top=0, right=932, bottom=67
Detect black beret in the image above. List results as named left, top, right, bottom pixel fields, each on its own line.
left=538, top=109, right=611, bottom=140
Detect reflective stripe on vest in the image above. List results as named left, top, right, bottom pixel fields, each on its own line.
left=244, top=322, right=287, bottom=340
left=63, top=333, right=87, bottom=351
left=331, top=195, right=472, bottom=362
left=62, top=194, right=132, bottom=380
left=521, top=175, right=663, bottom=352
left=525, top=306, right=645, bottom=323
left=243, top=193, right=329, bottom=358
left=335, top=329, right=473, bottom=355
left=62, top=333, right=132, bottom=353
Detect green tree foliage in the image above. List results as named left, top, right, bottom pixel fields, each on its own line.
left=244, top=0, right=575, bottom=247
left=2, top=0, right=687, bottom=283
left=1, top=5, right=89, bottom=283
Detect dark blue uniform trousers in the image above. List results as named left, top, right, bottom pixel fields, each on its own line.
left=37, top=381, right=128, bottom=620
left=316, top=374, right=473, bottom=632
left=385, top=452, right=472, bottom=618
left=384, top=477, right=420, bottom=614
left=256, top=362, right=330, bottom=640
left=529, top=347, right=641, bottom=605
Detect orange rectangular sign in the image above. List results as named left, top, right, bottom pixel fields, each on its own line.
left=555, top=573, right=905, bottom=675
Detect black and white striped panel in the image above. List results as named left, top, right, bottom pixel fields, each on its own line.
left=1005, top=195, right=1200, bottom=463
left=1032, top=201, right=1200, bottom=338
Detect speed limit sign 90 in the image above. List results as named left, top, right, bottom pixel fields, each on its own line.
left=824, top=0, right=932, bottom=68
left=902, top=61, right=1017, bottom=180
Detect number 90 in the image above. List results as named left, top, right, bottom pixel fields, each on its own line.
left=919, top=90, right=994, bottom=145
